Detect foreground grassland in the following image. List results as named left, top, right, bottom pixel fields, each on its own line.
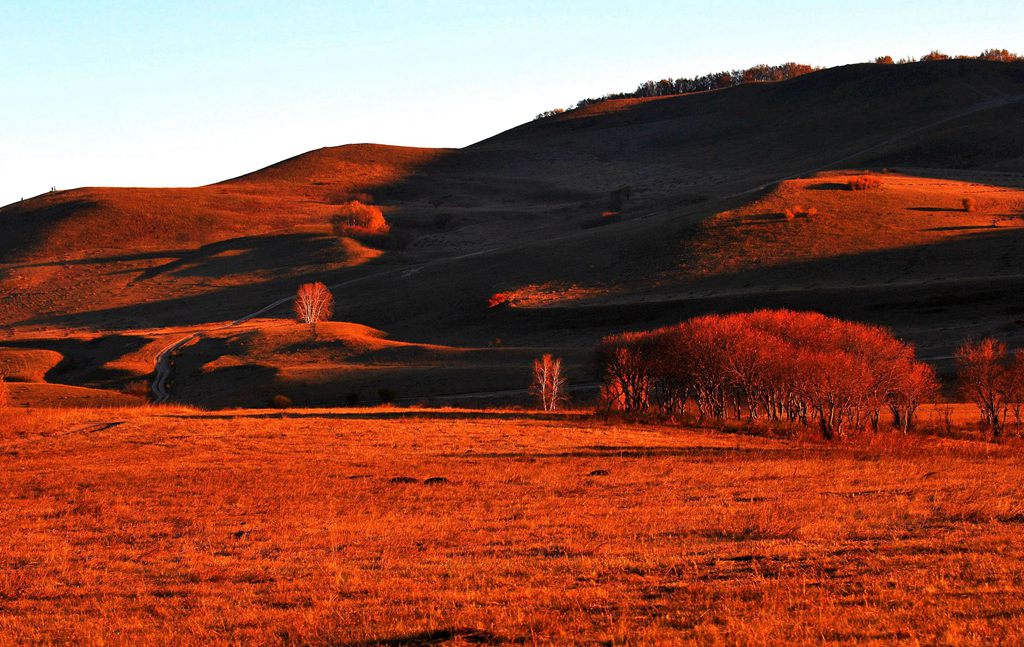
left=2, top=408, right=1024, bottom=645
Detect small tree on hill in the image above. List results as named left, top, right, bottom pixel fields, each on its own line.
left=962, top=197, right=977, bottom=212
left=293, top=282, right=334, bottom=334
left=956, top=338, right=1013, bottom=437
left=531, top=354, right=568, bottom=412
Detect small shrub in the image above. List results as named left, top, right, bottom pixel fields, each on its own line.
left=377, top=388, right=396, bottom=405
left=488, top=292, right=513, bottom=308
left=0, top=374, right=8, bottom=408
left=783, top=205, right=818, bottom=220
left=874, top=55, right=895, bottom=64
left=271, top=394, right=292, bottom=409
left=848, top=176, right=881, bottom=191
left=331, top=200, right=390, bottom=236
left=962, top=197, right=977, bottom=213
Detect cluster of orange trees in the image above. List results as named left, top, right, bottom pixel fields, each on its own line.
left=330, top=200, right=390, bottom=236
left=597, top=310, right=937, bottom=439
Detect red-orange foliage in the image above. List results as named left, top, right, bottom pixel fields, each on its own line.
left=293, top=282, right=334, bottom=328
left=488, top=292, right=513, bottom=309
left=921, top=51, right=950, bottom=62
left=979, top=48, right=1022, bottom=62
left=597, top=310, right=936, bottom=439
left=783, top=205, right=818, bottom=220
left=962, top=197, right=977, bottom=212
left=330, top=200, right=390, bottom=236
left=848, top=176, right=882, bottom=191
left=0, top=373, right=8, bottom=408
left=955, top=339, right=1024, bottom=436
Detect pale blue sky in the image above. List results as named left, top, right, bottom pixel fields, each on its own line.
left=2, top=0, right=1021, bottom=206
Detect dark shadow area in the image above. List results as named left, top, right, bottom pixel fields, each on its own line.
left=805, top=182, right=852, bottom=190
left=922, top=225, right=995, bottom=231
left=0, top=198, right=100, bottom=263
left=440, top=445, right=781, bottom=460
left=156, top=410, right=591, bottom=422
left=10, top=249, right=191, bottom=269
left=341, top=627, right=509, bottom=647
left=133, top=233, right=341, bottom=281
left=2, top=334, right=153, bottom=390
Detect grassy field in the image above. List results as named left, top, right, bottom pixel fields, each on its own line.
left=3, top=406, right=1024, bottom=645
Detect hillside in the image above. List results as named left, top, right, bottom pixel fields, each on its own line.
left=2, top=59, right=1024, bottom=406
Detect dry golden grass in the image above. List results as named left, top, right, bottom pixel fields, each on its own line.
left=3, top=407, right=1024, bottom=644
left=688, top=172, right=1024, bottom=277
left=0, top=348, right=63, bottom=382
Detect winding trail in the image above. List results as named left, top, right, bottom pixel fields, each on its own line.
left=151, top=93, right=1024, bottom=403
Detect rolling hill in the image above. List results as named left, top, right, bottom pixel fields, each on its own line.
left=2, top=58, right=1024, bottom=407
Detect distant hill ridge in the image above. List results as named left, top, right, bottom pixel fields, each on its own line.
left=535, top=48, right=1023, bottom=119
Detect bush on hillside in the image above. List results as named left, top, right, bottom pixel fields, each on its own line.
left=331, top=201, right=390, bottom=236
left=0, top=374, right=8, bottom=408
left=596, top=310, right=938, bottom=439
left=783, top=205, right=818, bottom=220
left=962, top=197, right=977, bottom=212
left=488, top=292, right=513, bottom=309
left=848, top=176, right=882, bottom=191
left=271, top=394, right=292, bottom=409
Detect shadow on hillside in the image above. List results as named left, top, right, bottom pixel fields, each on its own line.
left=908, top=206, right=960, bottom=212
left=923, top=225, right=996, bottom=232
left=133, top=233, right=342, bottom=281
left=489, top=227, right=1024, bottom=349
left=10, top=249, right=192, bottom=269
left=441, top=445, right=774, bottom=459
left=0, top=198, right=99, bottom=263
left=2, top=334, right=153, bottom=389
left=340, top=628, right=507, bottom=647
left=156, top=410, right=591, bottom=422
left=805, top=182, right=851, bottom=190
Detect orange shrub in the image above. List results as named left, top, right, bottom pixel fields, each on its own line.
left=0, top=374, right=8, bottom=408
left=330, top=200, right=390, bottom=235
left=488, top=292, right=513, bottom=308
left=783, top=205, right=818, bottom=220
left=848, top=176, right=882, bottom=191
left=962, top=197, right=977, bottom=212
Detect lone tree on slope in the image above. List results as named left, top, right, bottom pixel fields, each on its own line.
left=293, top=282, right=334, bottom=335
left=531, top=354, right=568, bottom=412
